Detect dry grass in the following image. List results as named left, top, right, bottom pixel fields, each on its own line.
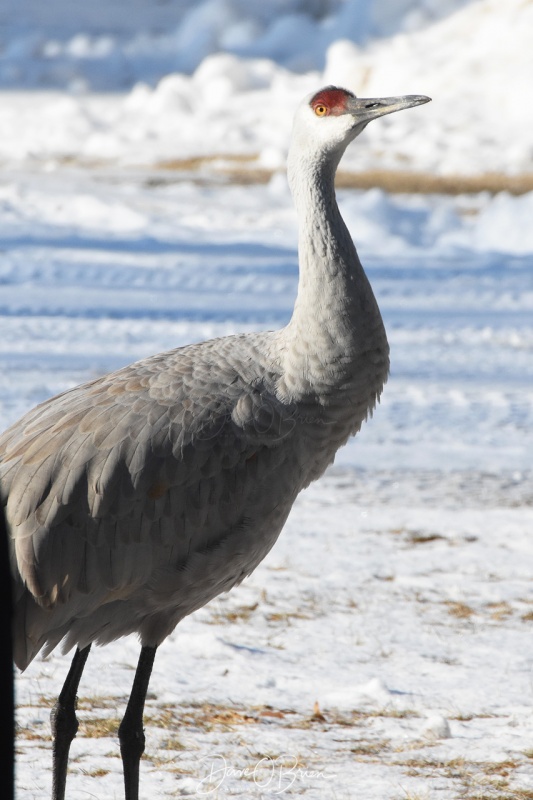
left=335, top=169, right=533, bottom=195
left=442, top=600, right=528, bottom=626
left=264, top=609, right=315, bottom=623
left=391, top=528, right=446, bottom=545
left=154, top=153, right=271, bottom=186
left=206, top=589, right=322, bottom=626
left=81, top=767, right=110, bottom=778
left=494, top=794, right=533, bottom=800
left=389, top=755, right=533, bottom=799
left=153, top=154, right=533, bottom=195
left=49, top=151, right=533, bottom=195
left=147, top=701, right=298, bottom=734
left=445, top=601, right=477, bottom=619
left=79, top=715, right=121, bottom=738
left=15, top=725, right=51, bottom=743
left=17, top=694, right=55, bottom=709
left=205, top=601, right=259, bottom=624
left=16, top=694, right=533, bottom=799
left=450, top=712, right=484, bottom=722
left=487, top=602, right=513, bottom=621
left=76, top=695, right=118, bottom=711
left=205, top=600, right=316, bottom=626
left=350, top=740, right=391, bottom=756
left=145, top=699, right=421, bottom=737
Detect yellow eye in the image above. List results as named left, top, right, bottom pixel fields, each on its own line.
left=314, top=104, right=328, bottom=117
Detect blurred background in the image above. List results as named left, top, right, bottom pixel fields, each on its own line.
left=0, top=0, right=531, bottom=175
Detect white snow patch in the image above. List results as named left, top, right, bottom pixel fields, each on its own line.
left=0, top=0, right=531, bottom=173
left=421, top=714, right=452, bottom=740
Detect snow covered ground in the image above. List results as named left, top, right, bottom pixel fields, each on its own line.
left=2, top=172, right=532, bottom=473
left=4, top=1, right=533, bottom=798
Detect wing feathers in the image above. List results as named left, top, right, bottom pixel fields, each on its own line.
left=1, top=333, right=299, bottom=661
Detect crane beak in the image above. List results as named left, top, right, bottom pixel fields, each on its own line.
left=346, top=94, right=431, bottom=123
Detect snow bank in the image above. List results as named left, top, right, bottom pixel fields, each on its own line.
left=0, top=0, right=531, bottom=174
left=0, top=1, right=473, bottom=87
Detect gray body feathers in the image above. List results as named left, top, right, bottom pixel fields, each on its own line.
left=1, top=91, right=391, bottom=672
left=2, top=326, right=387, bottom=669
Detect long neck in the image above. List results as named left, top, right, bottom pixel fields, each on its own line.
left=279, top=146, right=388, bottom=399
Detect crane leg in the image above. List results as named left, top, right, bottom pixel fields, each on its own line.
left=50, top=644, right=91, bottom=800
left=118, top=645, right=157, bottom=800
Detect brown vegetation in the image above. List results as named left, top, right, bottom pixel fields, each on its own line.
left=155, top=153, right=533, bottom=195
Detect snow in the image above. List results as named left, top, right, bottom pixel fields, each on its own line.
left=4, top=1, right=533, bottom=798
left=0, top=0, right=532, bottom=174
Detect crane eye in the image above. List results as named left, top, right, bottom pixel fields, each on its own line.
left=314, top=104, right=328, bottom=117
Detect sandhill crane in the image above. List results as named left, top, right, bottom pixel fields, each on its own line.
left=1, top=86, right=430, bottom=800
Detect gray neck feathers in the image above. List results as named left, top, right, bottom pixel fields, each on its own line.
left=278, top=144, right=387, bottom=400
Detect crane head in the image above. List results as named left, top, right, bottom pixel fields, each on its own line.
left=291, top=86, right=431, bottom=162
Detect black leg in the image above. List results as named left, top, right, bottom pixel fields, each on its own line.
left=118, top=645, right=157, bottom=800
left=50, top=644, right=91, bottom=800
